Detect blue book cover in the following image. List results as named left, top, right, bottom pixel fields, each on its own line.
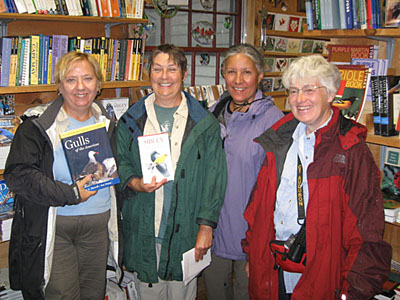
left=0, top=179, right=14, bottom=215
left=60, top=122, right=120, bottom=191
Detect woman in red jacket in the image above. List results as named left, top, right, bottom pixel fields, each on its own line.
left=242, top=54, right=391, bottom=300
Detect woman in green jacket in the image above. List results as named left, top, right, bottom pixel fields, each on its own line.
left=116, top=44, right=227, bottom=300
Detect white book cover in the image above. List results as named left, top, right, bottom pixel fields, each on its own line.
left=101, top=97, right=129, bottom=120
left=138, top=132, right=174, bottom=184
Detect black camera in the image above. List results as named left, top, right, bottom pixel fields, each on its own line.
left=283, top=224, right=306, bottom=263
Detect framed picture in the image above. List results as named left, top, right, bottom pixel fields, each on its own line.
left=297, top=0, right=306, bottom=12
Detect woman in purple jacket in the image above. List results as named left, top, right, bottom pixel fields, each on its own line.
left=204, top=44, right=284, bottom=300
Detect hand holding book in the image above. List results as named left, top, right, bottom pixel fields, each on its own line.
left=128, top=176, right=168, bottom=193
left=77, top=175, right=98, bottom=202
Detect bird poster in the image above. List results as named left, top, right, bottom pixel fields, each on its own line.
left=60, top=122, right=120, bottom=191
left=138, top=132, right=174, bottom=184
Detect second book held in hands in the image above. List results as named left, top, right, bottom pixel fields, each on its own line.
left=60, top=122, right=120, bottom=191
left=138, top=132, right=174, bottom=184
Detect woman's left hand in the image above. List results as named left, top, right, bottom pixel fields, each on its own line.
left=194, top=225, right=213, bottom=262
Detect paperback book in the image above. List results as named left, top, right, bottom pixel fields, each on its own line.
left=138, top=132, right=174, bottom=184
left=100, top=97, right=129, bottom=121
left=333, top=64, right=370, bottom=122
left=60, top=122, right=120, bottom=191
left=0, top=179, right=14, bottom=216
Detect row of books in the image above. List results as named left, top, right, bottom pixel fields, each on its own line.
left=0, top=35, right=145, bottom=87
left=305, top=0, right=385, bottom=30
left=371, top=76, right=400, bottom=137
left=263, top=37, right=328, bottom=55
left=0, top=0, right=144, bottom=18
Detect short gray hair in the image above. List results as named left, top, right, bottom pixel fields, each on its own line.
left=282, top=54, right=341, bottom=95
left=221, top=44, right=264, bottom=78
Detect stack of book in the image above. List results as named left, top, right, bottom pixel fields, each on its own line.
left=0, top=35, right=145, bottom=87
left=0, top=0, right=144, bottom=18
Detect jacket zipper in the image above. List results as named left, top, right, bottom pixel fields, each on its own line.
left=163, top=172, right=182, bottom=279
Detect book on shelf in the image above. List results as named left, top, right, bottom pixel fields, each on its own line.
left=60, top=122, right=120, bottom=191
left=350, top=58, right=388, bottom=110
left=333, top=64, right=370, bottom=122
left=379, top=75, right=400, bottom=136
left=327, top=44, right=379, bottom=63
left=8, top=36, right=18, bottom=87
left=137, top=132, right=174, bottom=184
left=0, top=37, right=12, bottom=87
left=30, top=35, right=40, bottom=85
left=100, top=97, right=129, bottom=121
left=382, top=147, right=400, bottom=202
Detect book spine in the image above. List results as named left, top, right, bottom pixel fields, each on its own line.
left=125, top=38, right=133, bottom=81
left=352, top=0, right=359, bottom=28
left=15, top=36, right=23, bottom=86
left=365, top=0, right=373, bottom=29
left=109, top=0, right=119, bottom=17
left=42, top=35, right=49, bottom=85
left=110, top=39, right=117, bottom=81
left=118, top=39, right=127, bottom=81
left=370, top=76, right=381, bottom=135
left=379, top=76, right=393, bottom=136
left=135, top=0, right=143, bottom=18
left=47, top=36, right=52, bottom=84
left=117, top=0, right=125, bottom=17
left=29, top=35, right=40, bottom=85
left=305, top=0, right=314, bottom=30
left=51, top=35, right=60, bottom=84
left=344, top=0, right=353, bottom=29
left=8, top=36, right=17, bottom=87
left=21, top=37, right=30, bottom=86
left=0, top=38, right=12, bottom=87
left=38, top=35, right=44, bottom=84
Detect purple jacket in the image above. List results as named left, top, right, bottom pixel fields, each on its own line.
left=210, top=90, right=284, bottom=260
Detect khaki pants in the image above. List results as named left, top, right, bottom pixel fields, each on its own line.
left=45, top=210, right=110, bottom=300
left=135, top=243, right=197, bottom=300
left=203, top=253, right=249, bottom=300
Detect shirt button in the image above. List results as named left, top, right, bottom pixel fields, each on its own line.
left=305, top=156, right=308, bottom=159
left=175, top=142, right=178, bottom=146
left=281, top=221, right=283, bottom=225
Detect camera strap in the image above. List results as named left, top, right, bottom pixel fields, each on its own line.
left=297, top=155, right=305, bottom=225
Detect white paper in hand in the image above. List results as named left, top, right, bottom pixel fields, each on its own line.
left=181, top=248, right=211, bottom=285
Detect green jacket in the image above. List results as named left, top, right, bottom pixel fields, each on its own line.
left=116, top=92, right=227, bottom=283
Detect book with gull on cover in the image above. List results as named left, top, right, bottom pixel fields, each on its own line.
left=138, top=132, right=174, bottom=184
left=60, top=122, right=120, bottom=191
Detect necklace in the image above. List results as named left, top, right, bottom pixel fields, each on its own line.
left=229, top=100, right=250, bottom=112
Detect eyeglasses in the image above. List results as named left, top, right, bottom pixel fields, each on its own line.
left=286, top=85, right=327, bottom=98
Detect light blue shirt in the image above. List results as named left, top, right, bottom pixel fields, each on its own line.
left=274, top=111, right=332, bottom=293
left=54, top=116, right=111, bottom=216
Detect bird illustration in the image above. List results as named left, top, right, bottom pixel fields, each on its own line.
left=101, top=157, right=118, bottom=178
left=78, top=150, right=102, bottom=180
left=148, top=151, right=170, bottom=178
